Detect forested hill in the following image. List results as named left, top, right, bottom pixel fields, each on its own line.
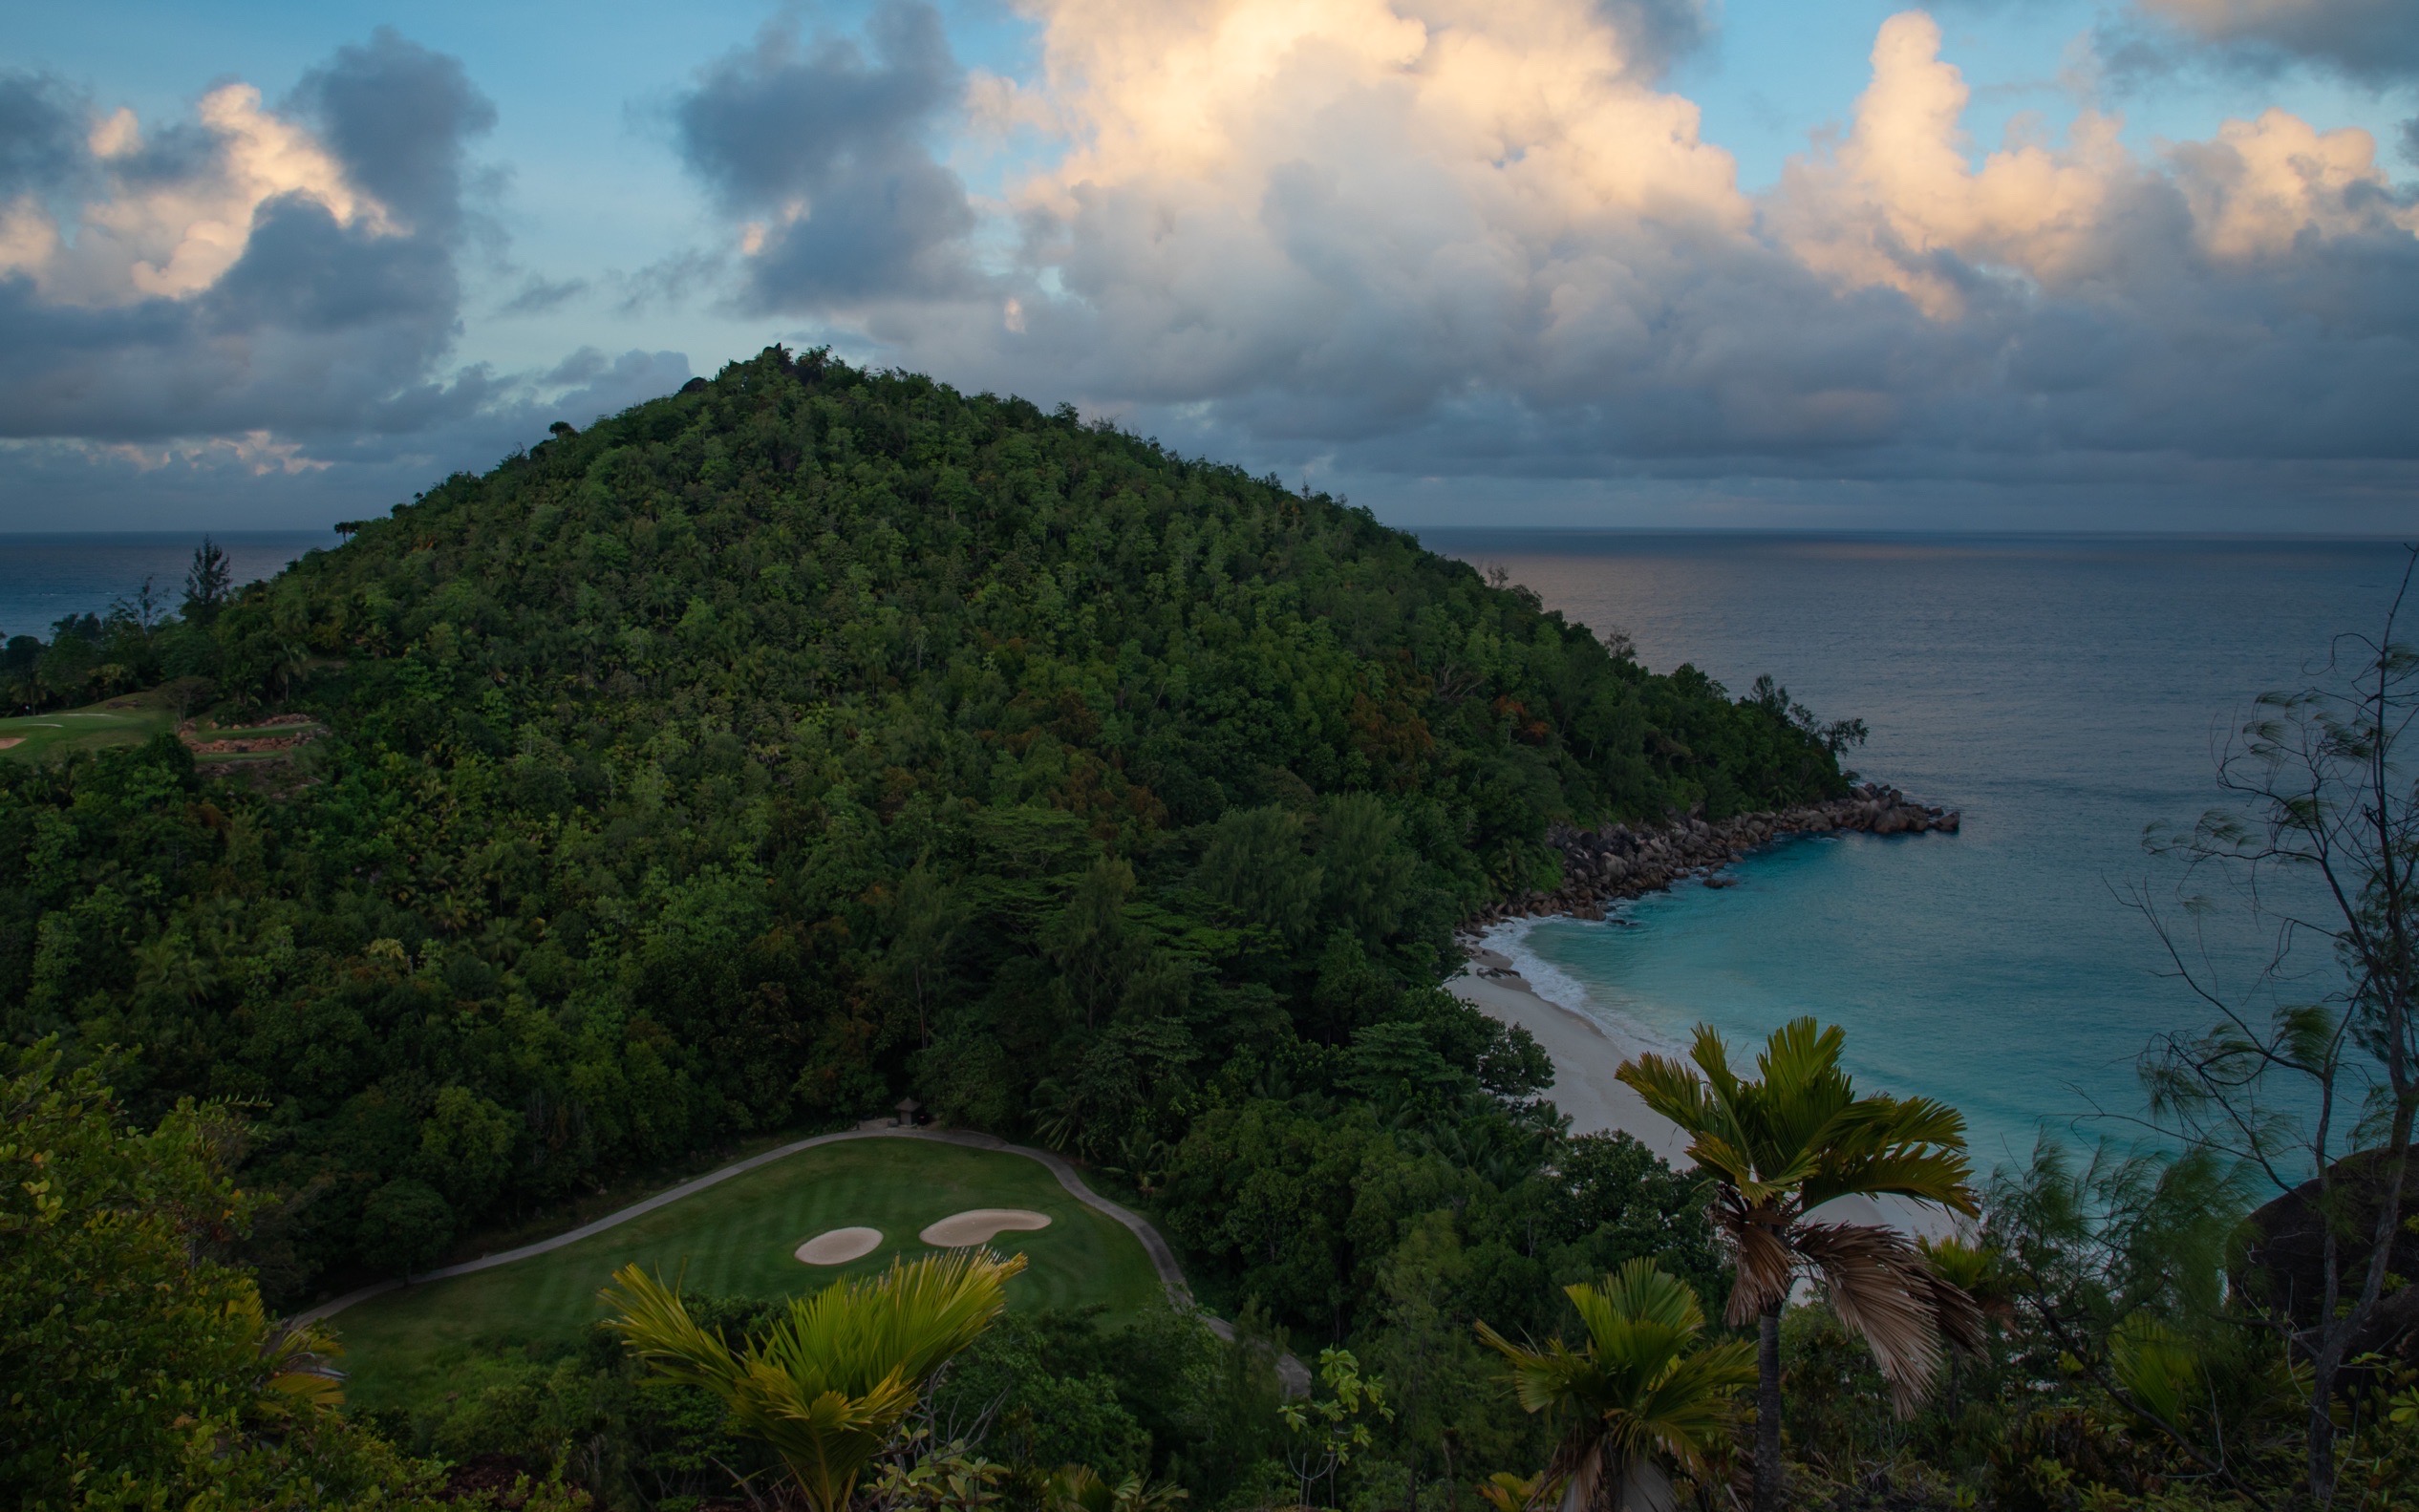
left=3, top=347, right=1848, bottom=1306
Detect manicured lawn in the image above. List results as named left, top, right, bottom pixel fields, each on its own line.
left=0, top=693, right=174, bottom=761
left=332, top=1137, right=1167, bottom=1412
left=0, top=687, right=325, bottom=765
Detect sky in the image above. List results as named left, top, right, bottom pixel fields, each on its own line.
left=1, top=0, right=2415, bottom=533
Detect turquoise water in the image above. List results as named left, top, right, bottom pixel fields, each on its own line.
left=1417, top=532, right=2408, bottom=1174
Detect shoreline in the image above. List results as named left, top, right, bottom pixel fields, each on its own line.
left=1449, top=946, right=1693, bottom=1162
left=1450, top=944, right=1959, bottom=1240
left=1467, top=782, right=1959, bottom=931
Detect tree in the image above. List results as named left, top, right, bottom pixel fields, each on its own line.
left=0, top=1042, right=445, bottom=1509
left=183, top=536, right=233, bottom=625
left=885, top=859, right=962, bottom=1051
left=358, top=1177, right=455, bottom=1277
left=2134, top=551, right=2419, bottom=1505
left=1476, top=1260, right=1756, bottom=1512
left=1616, top=1018, right=1981, bottom=1512
left=1042, top=1464, right=1189, bottom=1512
left=1277, top=1347, right=1392, bottom=1511
left=600, top=1248, right=1027, bottom=1512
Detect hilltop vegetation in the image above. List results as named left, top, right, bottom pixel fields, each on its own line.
left=9, top=351, right=2419, bottom=1510
left=0, top=347, right=1843, bottom=1303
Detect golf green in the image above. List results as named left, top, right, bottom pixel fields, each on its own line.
left=332, top=1136, right=1167, bottom=1411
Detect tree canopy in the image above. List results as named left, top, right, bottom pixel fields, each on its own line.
left=0, top=347, right=1850, bottom=1303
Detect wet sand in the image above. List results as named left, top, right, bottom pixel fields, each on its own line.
left=1449, top=946, right=1954, bottom=1238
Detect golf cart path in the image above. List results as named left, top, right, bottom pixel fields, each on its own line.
left=292, top=1124, right=1310, bottom=1394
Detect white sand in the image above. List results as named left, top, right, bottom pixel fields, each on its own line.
left=920, top=1208, right=1052, bottom=1246
left=1451, top=956, right=1693, bottom=1162
left=795, top=1225, right=884, bottom=1264
left=1450, top=951, right=1952, bottom=1238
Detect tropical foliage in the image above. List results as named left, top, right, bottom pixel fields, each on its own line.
left=601, top=1249, right=1026, bottom=1512
left=1616, top=1018, right=1982, bottom=1511
left=0, top=348, right=1851, bottom=1307
left=1477, top=1260, right=1756, bottom=1511
left=0, top=1042, right=462, bottom=1511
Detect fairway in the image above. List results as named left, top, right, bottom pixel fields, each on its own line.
left=332, top=1136, right=1167, bottom=1411
left=0, top=695, right=173, bottom=761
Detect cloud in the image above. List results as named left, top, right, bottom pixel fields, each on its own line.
left=0, top=71, right=91, bottom=199
left=0, top=33, right=695, bottom=529
left=2130, top=0, right=2419, bottom=82
left=0, top=33, right=482, bottom=440
left=694, top=0, right=2414, bottom=506
left=498, top=272, right=588, bottom=315
left=1591, top=0, right=1719, bottom=79
left=673, top=0, right=976, bottom=308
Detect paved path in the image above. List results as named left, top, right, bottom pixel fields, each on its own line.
left=292, top=1124, right=1309, bottom=1394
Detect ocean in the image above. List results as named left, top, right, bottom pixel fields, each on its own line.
left=6, top=527, right=2402, bottom=1176
left=1416, top=531, right=2408, bottom=1178
left=0, top=532, right=334, bottom=642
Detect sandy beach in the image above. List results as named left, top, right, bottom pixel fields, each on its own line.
left=1449, top=946, right=1953, bottom=1238
left=1449, top=948, right=1693, bottom=1162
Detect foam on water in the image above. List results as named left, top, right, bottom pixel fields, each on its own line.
left=1425, top=531, right=2405, bottom=1179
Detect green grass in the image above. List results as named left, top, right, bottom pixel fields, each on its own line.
left=0, top=686, right=326, bottom=765
left=0, top=692, right=174, bottom=761
left=332, top=1137, right=1167, bottom=1412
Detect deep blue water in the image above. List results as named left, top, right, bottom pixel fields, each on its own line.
left=0, top=532, right=332, bottom=641
left=1416, top=531, right=2408, bottom=1175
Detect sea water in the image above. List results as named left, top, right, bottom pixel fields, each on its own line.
left=1417, top=532, right=2409, bottom=1177
left=5, top=527, right=2403, bottom=1173
left=0, top=532, right=332, bottom=642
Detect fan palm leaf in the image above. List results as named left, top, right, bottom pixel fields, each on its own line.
left=1478, top=1260, right=1754, bottom=1510
left=602, top=1247, right=1026, bottom=1512
left=1616, top=1016, right=1980, bottom=1512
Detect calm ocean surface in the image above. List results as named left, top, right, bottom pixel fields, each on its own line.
left=0, top=532, right=332, bottom=641
left=4, top=528, right=2403, bottom=1171
left=1418, top=531, right=2408, bottom=1176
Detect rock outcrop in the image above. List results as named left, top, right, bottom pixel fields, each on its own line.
left=1466, top=783, right=1959, bottom=927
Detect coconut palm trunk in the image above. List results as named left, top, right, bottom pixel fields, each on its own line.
left=1616, top=1018, right=1982, bottom=1512
left=1753, top=1300, right=1782, bottom=1512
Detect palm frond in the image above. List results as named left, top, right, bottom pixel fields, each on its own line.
left=1792, top=1222, right=1959, bottom=1416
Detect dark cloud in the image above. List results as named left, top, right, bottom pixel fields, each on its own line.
left=610, top=248, right=726, bottom=314
left=0, top=32, right=487, bottom=444
left=820, top=5, right=2419, bottom=518
left=2113, top=0, right=2419, bottom=84
left=1594, top=0, right=1716, bottom=78
left=673, top=0, right=976, bottom=308
left=2401, top=115, right=2419, bottom=166
left=497, top=273, right=588, bottom=316
left=289, top=28, right=498, bottom=236
left=0, top=344, right=693, bottom=529
left=0, top=71, right=88, bottom=198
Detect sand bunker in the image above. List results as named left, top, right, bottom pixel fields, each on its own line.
left=0, top=738, right=21, bottom=750
left=919, top=1208, right=1052, bottom=1246
left=794, top=1226, right=884, bottom=1265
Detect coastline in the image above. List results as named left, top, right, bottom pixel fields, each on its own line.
left=1451, top=940, right=1958, bottom=1239
left=1450, top=947, right=1692, bottom=1162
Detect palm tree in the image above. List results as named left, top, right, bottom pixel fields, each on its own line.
left=1475, top=1259, right=1756, bottom=1512
left=1616, top=1018, right=1981, bottom=1512
left=600, top=1248, right=1027, bottom=1512
left=1043, top=1463, right=1189, bottom=1512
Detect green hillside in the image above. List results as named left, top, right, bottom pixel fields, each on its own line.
left=0, top=348, right=1839, bottom=1314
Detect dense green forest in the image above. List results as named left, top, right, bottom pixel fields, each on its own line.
left=8, top=351, right=2413, bottom=1511
left=0, top=348, right=1844, bottom=1298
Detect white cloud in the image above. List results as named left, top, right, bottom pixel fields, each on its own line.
left=0, top=82, right=395, bottom=308
left=788, top=0, right=2410, bottom=490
